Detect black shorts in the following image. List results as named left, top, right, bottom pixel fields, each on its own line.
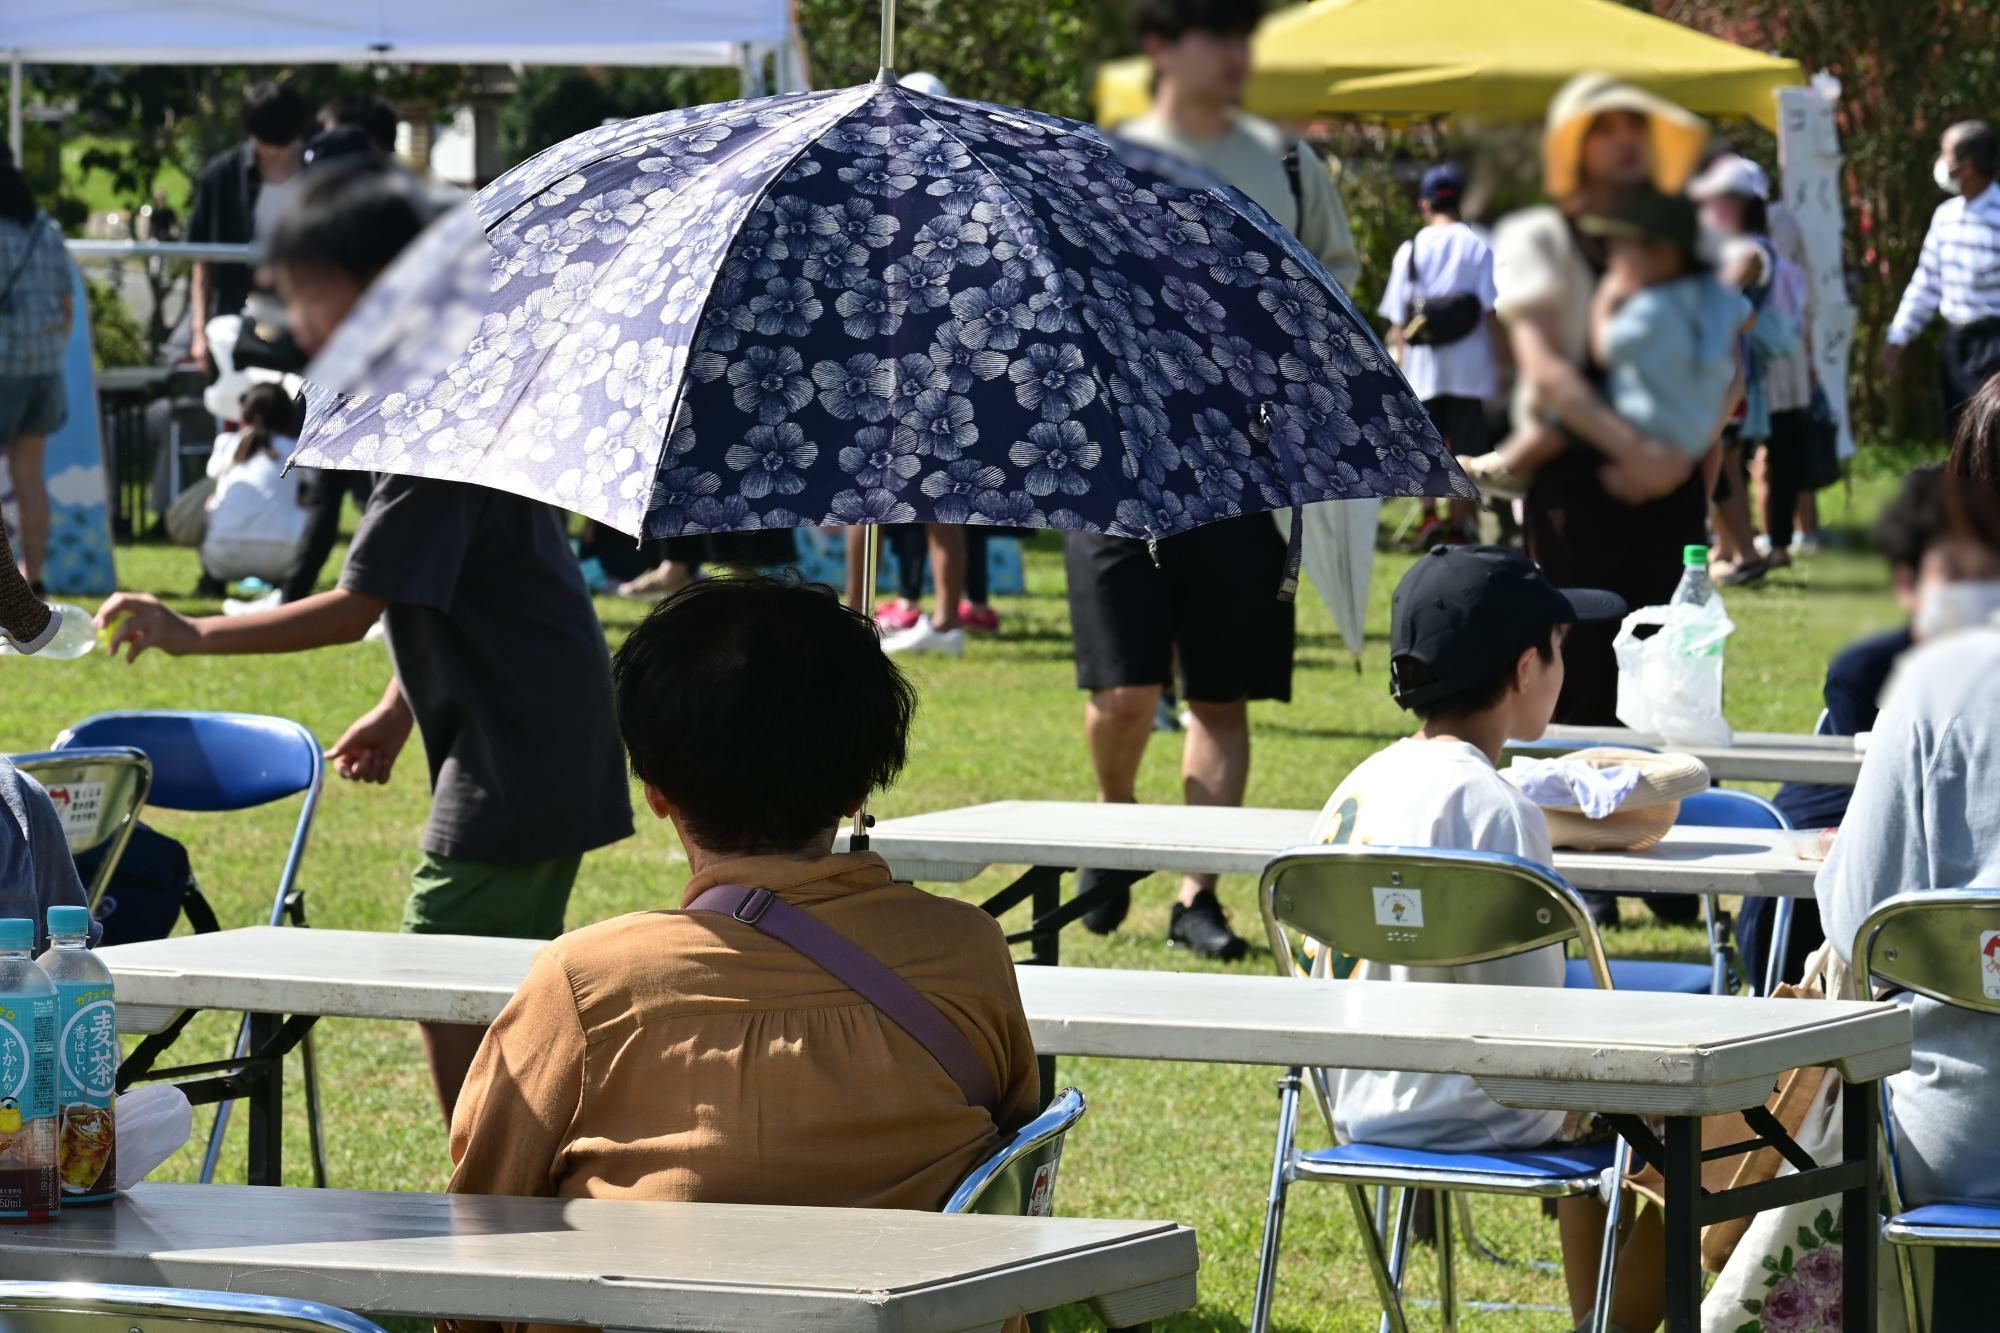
left=1424, top=394, right=1492, bottom=457
left=1064, top=515, right=1296, bottom=703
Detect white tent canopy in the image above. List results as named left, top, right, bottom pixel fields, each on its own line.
left=2, top=0, right=792, bottom=66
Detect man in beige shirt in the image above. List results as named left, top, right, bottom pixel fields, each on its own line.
left=449, top=579, right=1040, bottom=1333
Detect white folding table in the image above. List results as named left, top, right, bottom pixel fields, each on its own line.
left=1514, top=724, right=1864, bottom=787
left=101, top=926, right=1909, bottom=1331
left=0, top=1184, right=1198, bottom=1331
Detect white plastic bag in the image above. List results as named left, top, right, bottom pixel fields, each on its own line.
left=114, top=1083, right=194, bottom=1190
left=1614, top=602, right=1735, bottom=746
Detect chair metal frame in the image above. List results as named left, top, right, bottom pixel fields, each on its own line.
left=1676, top=787, right=1793, bottom=996
left=1853, top=889, right=2000, bottom=1332
left=9, top=746, right=153, bottom=910
left=0, top=1280, right=388, bottom=1332
left=944, top=1086, right=1086, bottom=1216
left=1250, top=844, right=1631, bottom=1333
left=55, top=711, right=327, bottom=1189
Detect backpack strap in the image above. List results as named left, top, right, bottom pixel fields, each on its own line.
left=1281, top=142, right=1304, bottom=222
left=685, top=884, right=1000, bottom=1114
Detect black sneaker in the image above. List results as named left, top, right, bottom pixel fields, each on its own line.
left=1169, top=889, right=1248, bottom=961
left=1074, top=867, right=1144, bottom=934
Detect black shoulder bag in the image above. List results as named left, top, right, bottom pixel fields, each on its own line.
left=1399, top=234, right=1484, bottom=347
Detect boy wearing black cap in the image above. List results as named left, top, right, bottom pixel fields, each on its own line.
left=1311, top=546, right=1663, bottom=1331
left=1466, top=186, right=1751, bottom=499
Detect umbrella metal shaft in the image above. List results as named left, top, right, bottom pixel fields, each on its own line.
left=850, top=525, right=879, bottom=850
left=876, top=0, right=896, bottom=81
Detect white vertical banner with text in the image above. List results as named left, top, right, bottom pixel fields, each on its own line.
left=1778, top=84, right=1858, bottom=458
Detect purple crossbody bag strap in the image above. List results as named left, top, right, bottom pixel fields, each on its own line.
left=685, top=884, right=1000, bottom=1114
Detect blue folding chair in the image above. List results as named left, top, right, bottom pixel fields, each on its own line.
left=1253, top=845, right=1630, bottom=1333
left=54, top=711, right=326, bottom=1187
left=0, top=1281, right=387, bottom=1332
left=1853, top=889, right=2000, bottom=1332
left=1560, top=787, right=1793, bottom=996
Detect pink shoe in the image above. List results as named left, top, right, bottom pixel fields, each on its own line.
left=959, top=601, right=1001, bottom=633
left=874, top=599, right=922, bottom=631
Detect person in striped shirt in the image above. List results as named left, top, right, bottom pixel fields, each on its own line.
left=1883, top=120, right=2000, bottom=430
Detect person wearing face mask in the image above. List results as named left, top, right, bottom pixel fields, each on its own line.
left=1813, top=375, right=2000, bottom=1327
left=1883, top=120, right=2000, bottom=433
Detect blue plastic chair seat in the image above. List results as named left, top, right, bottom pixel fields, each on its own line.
left=1302, top=1139, right=1617, bottom=1182
left=1566, top=957, right=1712, bottom=993
left=1886, top=1202, right=2000, bottom=1235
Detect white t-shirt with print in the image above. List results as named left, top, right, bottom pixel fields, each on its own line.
left=1307, top=738, right=1566, bottom=1152
left=1378, top=222, right=1500, bottom=403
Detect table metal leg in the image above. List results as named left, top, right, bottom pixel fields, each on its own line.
left=1662, top=1115, right=1702, bottom=1332
left=246, top=1012, right=283, bottom=1187
left=1843, top=1080, right=1879, bottom=1333
left=1030, top=868, right=1061, bottom=1099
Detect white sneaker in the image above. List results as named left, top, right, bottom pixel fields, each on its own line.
left=880, top=615, right=965, bottom=657
left=221, top=590, right=283, bottom=617
left=1752, top=533, right=1773, bottom=557
left=1792, top=532, right=1820, bottom=557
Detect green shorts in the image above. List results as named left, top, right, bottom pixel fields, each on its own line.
left=401, top=851, right=583, bottom=940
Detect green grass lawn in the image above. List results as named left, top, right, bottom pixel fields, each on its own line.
left=9, top=481, right=1908, bottom=1330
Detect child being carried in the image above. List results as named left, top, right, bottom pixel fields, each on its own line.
left=1464, top=186, right=1752, bottom=498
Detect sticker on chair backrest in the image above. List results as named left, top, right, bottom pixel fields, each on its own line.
left=1027, top=1161, right=1057, bottom=1217
left=1982, top=931, right=2000, bottom=999
left=42, top=781, right=107, bottom=844
left=1374, top=887, right=1423, bottom=929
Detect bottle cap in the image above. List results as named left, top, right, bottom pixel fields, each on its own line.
left=47, top=905, right=89, bottom=937
left=1683, top=544, right=1709, bottom=567
left=0, top=918, right=31, bottom=951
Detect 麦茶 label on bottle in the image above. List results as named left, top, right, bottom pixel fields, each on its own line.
left=54, top=983, right=115, bottom=1203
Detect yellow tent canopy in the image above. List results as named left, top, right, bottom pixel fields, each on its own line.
left=1095, top=0, right=1802, bottom=132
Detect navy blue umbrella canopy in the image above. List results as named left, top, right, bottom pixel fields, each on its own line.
left=296, top=81, right=1473, bottom=551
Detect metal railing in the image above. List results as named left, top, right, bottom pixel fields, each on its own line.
left=65, top=240, right=258, bottom=264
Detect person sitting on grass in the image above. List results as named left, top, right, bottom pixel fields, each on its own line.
left=448, top=578, right=1040, bottom=1333
left=1465, top=187, right=1749, bottom=504
left=1310, top=545, right=1664, bottom=1333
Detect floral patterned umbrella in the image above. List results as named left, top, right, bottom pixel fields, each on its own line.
left=295, top=80, right=1474, bottom=581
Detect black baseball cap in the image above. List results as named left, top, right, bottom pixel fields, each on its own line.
left=1389, top=545, right=1625, bottom=710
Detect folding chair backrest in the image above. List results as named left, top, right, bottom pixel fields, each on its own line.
left=1260, top=844, right=1613, bottom=989
left=0, top=1282, right=388, bottom=1333
left=1677, top=788, right=1790, bottom=831
left=9, top=747, right=154, bottom=910
left=944, top=1086, right=1085, bottom=1216
left=1854, top=889, right=2000, bottom=1017
left=55, top=712, right=320, bottom=813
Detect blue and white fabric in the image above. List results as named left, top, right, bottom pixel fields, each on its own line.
left=296, top=84, right=1470, bottom=544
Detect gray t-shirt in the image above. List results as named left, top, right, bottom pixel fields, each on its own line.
left=0, top=757, right=90, bottom=952
left=340, top=474, right=633, bottom=865
left=1816, top=621, right=2000, bottom=1207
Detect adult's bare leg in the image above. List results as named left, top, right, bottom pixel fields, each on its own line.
left=926, top=524, right=967, bottom=631
left=7, top=435, right=49, bottom=585
left=1557, top=1196, right=1664, bottom=1331
left=1179, top=698, right=1250, bottom=907
left=1087, top=684, right=1160, bottom=804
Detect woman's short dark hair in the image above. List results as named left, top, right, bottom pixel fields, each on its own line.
left=1133, top=0, right=1264, bottom=42
left=242, top=81, right=311, bottom=147
left=0, top=142, right=35, bottom=227
left=1947, top=373, right=2000, bottom=553
left=614, top=577, right=918, bottom=854
left=265, top=157, right=428, bottom=287
left=320, top=91, right=401, bottom=154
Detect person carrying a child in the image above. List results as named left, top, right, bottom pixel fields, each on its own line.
left=1312, top=545, right=1666, bottom=1333
left=1481, top=74, right=1714, bottom=739
left=1464, top=187, right=1750, bottom=497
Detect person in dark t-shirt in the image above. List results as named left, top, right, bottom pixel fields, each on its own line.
left=96, top=160, right=632, bottom=1119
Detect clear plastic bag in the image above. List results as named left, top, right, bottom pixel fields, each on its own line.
left=1614, top=601, right=1735, bottom=746
left=114, top=1083, right=194, bottom=1191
